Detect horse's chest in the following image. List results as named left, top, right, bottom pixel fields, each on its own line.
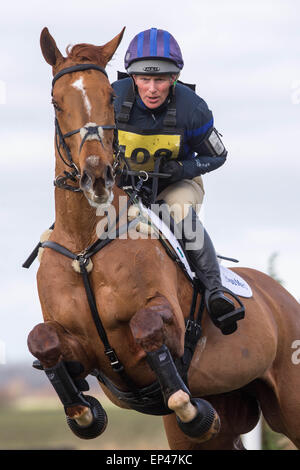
left=38, top=260, right=88, bottom=312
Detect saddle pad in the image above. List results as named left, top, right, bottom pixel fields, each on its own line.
left=219, top=265, right=253, bottom=298
left=138, top=203, right=253, bottom=298
left=142, top=205, right=195, bottom=279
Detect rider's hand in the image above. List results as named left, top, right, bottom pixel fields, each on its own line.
left=161, top=160, right=184, bottom=183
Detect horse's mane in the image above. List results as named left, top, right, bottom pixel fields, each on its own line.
left=66, top=43, right=106, bottom=66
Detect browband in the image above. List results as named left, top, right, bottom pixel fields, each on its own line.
left=52, top=64, right=108, bottom=91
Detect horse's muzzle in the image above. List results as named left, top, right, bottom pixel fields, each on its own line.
left=80, top=170, right=93, bottom=192
left=80, top=160, right=114, bottom=206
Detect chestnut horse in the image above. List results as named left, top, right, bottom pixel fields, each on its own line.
left=27, top=28, right=300, bottom=450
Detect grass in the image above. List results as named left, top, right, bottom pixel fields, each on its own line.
left=0, top=398, right=296, bottom=450
left=262, top=420, right=296, bottom=451
left=0, top=398, right=169, bottom=450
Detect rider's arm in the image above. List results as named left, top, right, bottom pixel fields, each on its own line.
left=180, top=101, right=228, bottom=178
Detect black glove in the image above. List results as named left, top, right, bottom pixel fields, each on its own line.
left=161, top=160, right=184, bottom=183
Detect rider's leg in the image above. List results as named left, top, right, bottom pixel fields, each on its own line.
left=157, top=178, right=239, bottom=335
left=157, top=176, right=205, bottom=225
left=179, top=207, right=237, bottom=335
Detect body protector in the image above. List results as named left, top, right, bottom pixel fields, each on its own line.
left=116, top=81, right=184, bottom=176
left=112, top=77, right=228, bottom=192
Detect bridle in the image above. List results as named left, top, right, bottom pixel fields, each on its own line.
left=51, top=63, right=119, bottom=192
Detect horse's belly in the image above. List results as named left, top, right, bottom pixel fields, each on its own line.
left=187, top=319, right=277, bottom=396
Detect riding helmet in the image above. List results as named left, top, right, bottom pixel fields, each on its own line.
left=125, top=28, right=184, bottom=75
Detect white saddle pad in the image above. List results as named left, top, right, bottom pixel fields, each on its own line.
left=137, top=203, right=253, bottom=298
left=219, top=265, right=252, bottom=298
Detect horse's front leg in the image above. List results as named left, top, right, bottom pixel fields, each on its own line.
left=130, top=294, right=220, bottom=444
left=27, top=320, right=107, bottom=439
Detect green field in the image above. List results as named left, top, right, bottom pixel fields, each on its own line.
left=0, top=397, right=295, bottom=450
left=0, top=399, right=169, bottom=450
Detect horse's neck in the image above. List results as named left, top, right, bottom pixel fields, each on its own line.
left=54, top=188, right=98, bottom=251
left=53, top=185, right=126, bottom=252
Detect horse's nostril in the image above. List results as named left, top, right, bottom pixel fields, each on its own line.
left=80, top=170, right=93, bottom=191
left=105, top=164, right=114, bottom=188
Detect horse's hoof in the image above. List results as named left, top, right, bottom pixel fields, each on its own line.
left=176, top=398, right=220, bottom=443
left=66, top=395, right=108, bottom=439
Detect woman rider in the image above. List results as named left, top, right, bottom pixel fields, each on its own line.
left=112, top=28, right=243, bottom=335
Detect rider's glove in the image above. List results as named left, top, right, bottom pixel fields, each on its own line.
left=161, top=160, right=184, bottom=183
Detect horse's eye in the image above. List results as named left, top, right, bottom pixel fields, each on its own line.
left=52, top=98, right=62, bottom=111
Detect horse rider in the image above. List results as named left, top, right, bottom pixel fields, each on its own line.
left=112, top=28, right=242, bottom=335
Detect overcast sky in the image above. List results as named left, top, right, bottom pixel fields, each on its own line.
left=1, top=0, right=299, bottom=364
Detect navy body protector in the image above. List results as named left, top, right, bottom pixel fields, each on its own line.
left=115, top=72, right=197, bottom=204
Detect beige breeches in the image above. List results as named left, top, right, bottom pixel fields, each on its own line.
left=157, top=176, right=205, bottom=224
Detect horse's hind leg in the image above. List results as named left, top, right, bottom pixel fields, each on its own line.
left=255, top=373, right=300, bottom=449
left=27, top=321, right=107, bottom=438
left=130, top=294, right=220, bottom=445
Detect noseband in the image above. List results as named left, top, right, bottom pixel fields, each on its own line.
left=52, top=64, right=118, bottom=192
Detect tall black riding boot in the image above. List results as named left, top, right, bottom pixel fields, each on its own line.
left=179, top=208, right=243, bottom=335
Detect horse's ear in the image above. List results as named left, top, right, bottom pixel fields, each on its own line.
left=100, top=27, right=126, bottom=65
left=40, top=27, right=64, bottom=67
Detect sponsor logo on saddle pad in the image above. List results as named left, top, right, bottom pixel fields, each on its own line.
left=219, top=265, right=253, bottom=298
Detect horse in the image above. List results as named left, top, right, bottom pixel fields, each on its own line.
left=26, top=27, right=300, bottom=450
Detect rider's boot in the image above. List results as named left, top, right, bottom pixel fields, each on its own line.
left=179, top=208, right=243, bottom=335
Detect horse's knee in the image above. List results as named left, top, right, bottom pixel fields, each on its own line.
left=130, top=293, right=179, bottom=353
left=27, top=322, right=62, bottom=367
left=130, top=307, right=165, bottom=352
